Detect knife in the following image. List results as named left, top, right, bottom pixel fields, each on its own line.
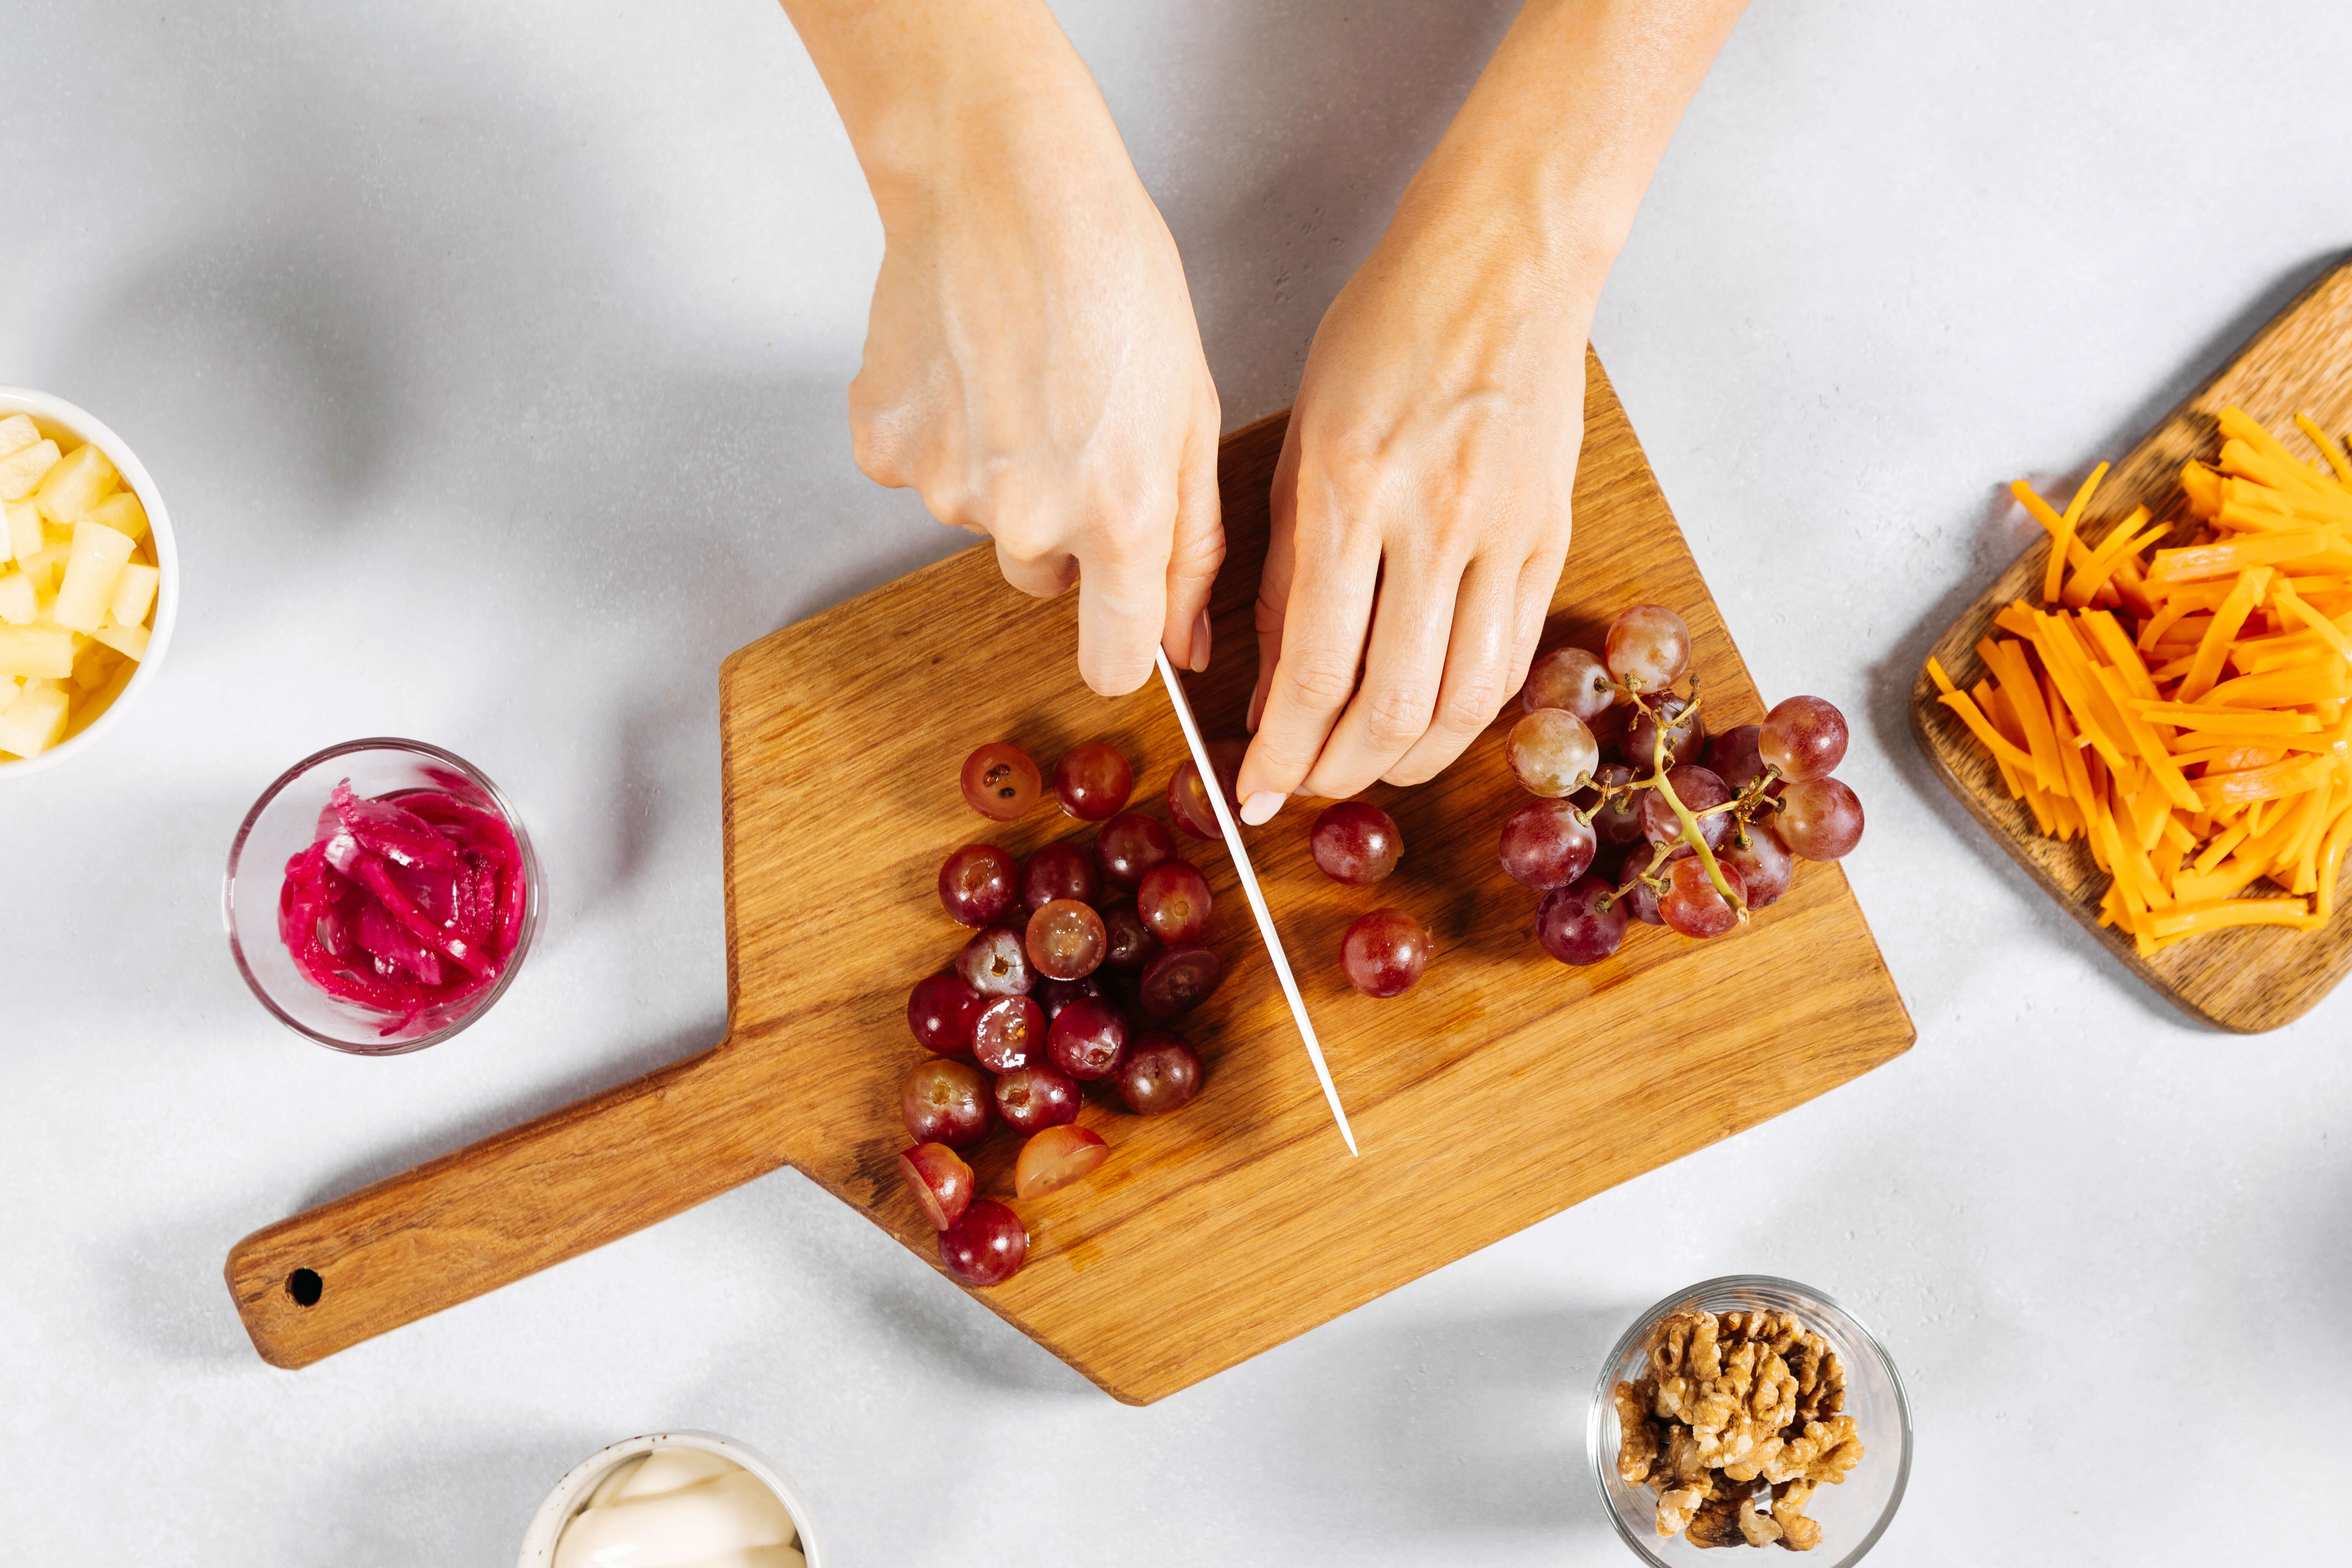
left=1155, top=646, right=1359, bottom=1156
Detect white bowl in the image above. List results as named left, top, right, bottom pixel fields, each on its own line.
left=0, top=386, right=178, bottom=778
left=517, top=1431, right=828, bottom=1568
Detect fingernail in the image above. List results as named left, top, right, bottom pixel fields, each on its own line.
left=1190, top=609, right=1211, bottom=672
left=1241, top=791, right=1284, bottom=826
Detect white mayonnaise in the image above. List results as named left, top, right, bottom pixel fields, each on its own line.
left=553, top=1448, right=803, bottom=1568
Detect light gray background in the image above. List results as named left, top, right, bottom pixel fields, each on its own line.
left=4, top=1, right=2347, bottom=1562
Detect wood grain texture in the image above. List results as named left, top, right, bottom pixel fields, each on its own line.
left=1910, top=256, right=2352, bottom=1033
left=227, top=353, right=1914, bottom=1396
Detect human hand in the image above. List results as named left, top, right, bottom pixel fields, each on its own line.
left=846, top=72, right=1223, bottom=695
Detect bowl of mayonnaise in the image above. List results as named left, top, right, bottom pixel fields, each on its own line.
left=518, top=1431, right=825, bottom=1568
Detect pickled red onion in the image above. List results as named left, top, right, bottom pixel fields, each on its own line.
left=279, top=779, right=526, bottom=1032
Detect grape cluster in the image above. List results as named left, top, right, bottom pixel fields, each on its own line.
left=897, top=738, right=1221, bottom=1288
left=1502, top=604, right=1865, bottom=967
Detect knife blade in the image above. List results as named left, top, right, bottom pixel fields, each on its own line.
left=1155, top=646, right=1359, bottom=1156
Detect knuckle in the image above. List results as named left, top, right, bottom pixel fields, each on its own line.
left=1281, top=649, right=1360, bottom=712
left=1360, top=681, right=1434, bottom=748
left=1436, top=670, right=1507, bottom=735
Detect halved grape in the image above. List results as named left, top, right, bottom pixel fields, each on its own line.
left=1759, top=696, right=1850, bottom=781
left=1309, top=800, right=1403, bottom=885
left=960, top=743, right=1041, bottom=821
left=1498, top=798, right=1597, bottom=890
left=994, top=1063, right=1082, bottom=1134
left=1624, top=695, right=1704, bottom=773
left=1052, top=741, right=1133, bottom=821
left=1640, top=764, right=1733, bottom=853
left=1095, top=811, right=1175, bottom=892
left=1026, top=898, right=1107, bottom=980
left=907, top=972, right=982, bottom=1057
left=1015, top=1125, right=1110, bottom=1198
left=1777, top=777, right=1864, bottom=860
left=1659, top=856, right=1746, bottom=938
left=1136, top=859, right=1213, bottom=943
left=955, top=926, right=1034, bottom=997
left=1585, top=762, right=1645, bottom=844
left=1138, top=944, right=1223, bottom=1018
left=901, top=1059, right=994, bottom=1150
left=1118, top=1031, right=1203, bottom=1115
left=1603, top=604, right=1691, bottom=692
left=1098, top=898, right=1160, bottom=973
left=939, top=1199, right=1027, bottom=1286
left=1520, top=645, right=1618, bottom=721
left=1047, top=995, right=1128, bottom=1080
left=972, top=993, right=1044, bottom=1073
left=1705, top=725, right=1770, bottom=796
left=1022, top=841, right=1099, bottom=911
left=937, top=842, right=1020, bottom=927
left=1035, top=975, right=1105, bottom=1021
left=1721, top=819, right=1795, bottom=910
left=1507, top=708, right=1599, bottom=797
left=1536, top=876, right=1627, bottom=965
left=1168, top=738, right=1246, bottom=838
left=898, top=1143, right=974, bottom=1231
left=1342, top=908, right=1431, bottom=998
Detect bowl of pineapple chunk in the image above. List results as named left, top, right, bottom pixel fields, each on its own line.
left=0, top=388, right=176, bottom=774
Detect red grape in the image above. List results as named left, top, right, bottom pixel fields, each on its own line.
left=1624, top=695, right=1705, bottom=772
left=907, top=972, right=982, bottom=1057
left=1022, top=841, right=1099, bottom=911
left=1118, top=1031, right=1203, bottom=1115
left=1035, top=975, right=1105, bottom=1020
left=1520, top=645, right=1618, bottom=721
left=1310, top=800, right=1403, bottom=885
left=1586, top=763, right=1645, bottom=844
left=1705, top=725, right=1771, bottom=796
left=960, top=743, right=1041, bottom=821
left=955, top=926, right=1034, bottom=997
left=1498, top=798, right=1597, bottom=890
left=1341, top=908, right=1431, bottom=998
left=1535, top=875, right=1628, bottom=965
left=897, top=1143, right=974, bottom=1231
left=1640, top=764, right=1733, bottom=853
left=972, top=993, right=1044, bottom=1072
left=1659, top=855, right=1746, bottom=938
left=1014, top=1125, right=1109, bottom=1198
left=901, top=1059, right=994, bottom=1150
left=994, top=1062, right=1082, bottom=1133
left=1759, top=696, right=1850, bottom=781
left=1095, top=811, right=1175, bottom=892
left=1138, top=944, right=1223, bottom=1018
left=1098, top=898, right=1160, bottom=973
left=1777, top=777, right=1864, bottom=860
left=1026, top=898, right=1107, bottom=980
left=939, top=1198, right=1027, bottom=1286
left=1168, top=738, right=1245, bottom=838
left=1507, top=708, right=1600, bottom=797
left=1047, top=995, right=1128, bottom=1080
left=1616, top=860, right=1664, bottom=925
left=1721, top=819, right=1795, bottom=910
left=937, top=842, right=1019, bottom=927
left=1052, top=741, right=1133, bottom=821
left=1136, top=858, right=1213, bottom=943
left=1603, top=604, right=1691, bottom=692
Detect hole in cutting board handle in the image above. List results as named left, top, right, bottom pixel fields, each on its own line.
left=286, top=1268, right=323, bottom=1307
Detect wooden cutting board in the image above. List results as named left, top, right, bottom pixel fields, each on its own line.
left=225, top=353, right=1914, bottom=1402
left=1910, top=257, right=2352, bottom=1033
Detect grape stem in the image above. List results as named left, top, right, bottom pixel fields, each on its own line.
left=1624, top=683, right=1747, bottom=918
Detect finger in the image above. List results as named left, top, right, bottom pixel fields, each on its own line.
left=1236, top=479, right=1380, bottom=822
left=1300, top=534, right=1464, bottom=799
left=1247, top=420, right=1305, bottom=735
left=1385, top=553, right=1525, bottom=786
left=1163, top=409, right=1226, bottom=673
left=996, top=539, right=1078, bottom=600
left=1501, top=536, right=1571, bottom=700
left=1072, top=499, right=1173, bottom=698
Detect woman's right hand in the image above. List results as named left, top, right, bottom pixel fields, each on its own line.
left=835, top=32, right=1224, bottom=695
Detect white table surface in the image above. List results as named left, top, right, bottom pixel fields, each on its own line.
left=7, top=2, right=2348, bottom=1562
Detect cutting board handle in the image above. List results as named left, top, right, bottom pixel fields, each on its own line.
left=224, top=1039, right=781, bottom=1368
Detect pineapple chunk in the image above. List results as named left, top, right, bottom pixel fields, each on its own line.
left=92, top=619, right=148, bottom=661
left=16, top=542, right=69, bottom=593
left=0, top=570, right=34, bottom=625
left=0, top=625, right=75, bottom=679
left=81, top=489, right=148, bottom=543
left=62, top=656, right=138, bottom=742
left=109, top=562, right=159, bottom=628
left=0, top=439, right=59, bottom=502
left=3, top=499, right=41, bottom=563
left=51, top=520, right=135, bottom=632
left=0, top=414, right=40, bottom=460
left=0, top=681, right=70, bottom=758
left=34, top=442, right=118, bottom=524
left=71, top=637, right=120, bottom=690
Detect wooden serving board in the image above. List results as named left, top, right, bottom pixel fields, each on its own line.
left=226, top=354, right=1914, bottom=1402
left=1911, top=257, right=2352, bottom=1034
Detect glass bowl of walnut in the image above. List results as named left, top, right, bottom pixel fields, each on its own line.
left=1587, top=1276, right=1911, bottom=1563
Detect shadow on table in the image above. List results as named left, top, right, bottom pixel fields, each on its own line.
left=331, top=1431, right=599, bottom=1568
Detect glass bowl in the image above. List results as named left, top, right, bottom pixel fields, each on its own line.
left=1588, top=1275, right=1911, bottom=1566
left=224, top=738, right=542, bottom=1054
left=517, top=1431, right=826, bottom=1568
